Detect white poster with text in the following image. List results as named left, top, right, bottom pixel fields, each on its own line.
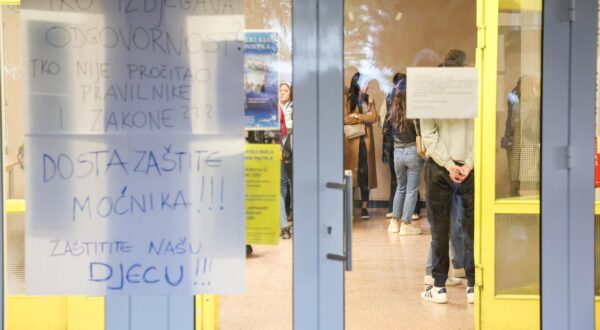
left=407, top=67, right=479, bottom=119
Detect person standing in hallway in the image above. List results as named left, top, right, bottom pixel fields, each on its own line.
left=384, top=91, right=424, bottom=235
left=382, top=73, right=424, bottom=221
left=344, top=72, right=378, bottom=219
left=279, top=82, right=293, bottom=239
left=420, top=49, right=475, bottom=304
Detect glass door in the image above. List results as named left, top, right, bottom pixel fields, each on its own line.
left=1, top=1, right=296, bottom=329
left=481, top=0, right=543, bottom=328
left=342, top=1, right=477, bottom=329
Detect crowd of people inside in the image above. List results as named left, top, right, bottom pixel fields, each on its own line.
left=342, top=49, right=475, bottom=304
left=251, top=48, right=537, bottom=306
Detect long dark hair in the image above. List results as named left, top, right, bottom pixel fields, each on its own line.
left=390, top=91, right=409, bottom=131
left=348, top=72, right=361, bottom=112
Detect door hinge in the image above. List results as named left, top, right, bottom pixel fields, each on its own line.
left=477, top=24, right=486, bottom=49
left=566, top=145, right=573, bottom=169
left=569, top=0, right=576, bottom=21
left=475, top=264, right=483, bottom=289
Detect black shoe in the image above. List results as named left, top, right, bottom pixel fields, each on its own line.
left=246, top=245, right=253, bottom=255
left=281, top=227, right=291, bottom=239
left=360, top=208, right=370, bottom=220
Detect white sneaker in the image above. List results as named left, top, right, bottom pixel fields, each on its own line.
left=467, top=287, right=474, bottom=304
left=424, top=275, right=462, bottom=286
left=411, top=213, right=420, bottom=220
left=385, top=212, right=393, bottom=218
left=399, top=222, right=423, bottom=236
left=421, top=285, right=448, bottom=304
left=388, top=219, right=399, bottom=233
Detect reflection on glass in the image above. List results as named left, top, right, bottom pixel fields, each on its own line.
left=344, top=0, right=476, bottom=207
left=220, top=1, right=293, bottom=329
left=344, top=1, right=476, bottom=329
left=496, top=5, right=542, bottom=199
left=3, top=6, right=24, bottom=199
left=495, top=214, right=539, bottom=295
left=2, top=6, right=25, bottom=295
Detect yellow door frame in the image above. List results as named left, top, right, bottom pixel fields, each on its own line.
left=477, top=0, right=543, bottom=328
left=475, top=0, right=599, bottom=329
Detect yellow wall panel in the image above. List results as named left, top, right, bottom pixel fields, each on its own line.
left=7, top=296, right=68, bottom=330
left=66, top=297, right=104, bottom=330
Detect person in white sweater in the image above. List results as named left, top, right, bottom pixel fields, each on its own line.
left=419, top=49, right=475, bottom=305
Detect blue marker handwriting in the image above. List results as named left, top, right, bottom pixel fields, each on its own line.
left=50, top=239, right=133, bottom=257
left=42, top=145, right=222, bottom=183
left=72, top=187, right=191, bottom=221
left=89, top=262, right=184, bottom=290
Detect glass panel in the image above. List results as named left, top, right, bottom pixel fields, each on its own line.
left=219, top=0, right=293, bottom=328
left=495, top=214, right=539, bottom=295
left=2, top=5, right=25, bottom=296
left=2, top=0, right=292, bottom=326
left=344, top=0, right=475, bottom=328
left=3, top=5, right=24, bottom=200
left=496, top=4, right=542, bottom=200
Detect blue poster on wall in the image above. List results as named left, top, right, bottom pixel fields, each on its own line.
left=245, top=31, right=279, bottom=130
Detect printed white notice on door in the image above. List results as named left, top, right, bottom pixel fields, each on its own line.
left=406, top=67, right=478, bottom=119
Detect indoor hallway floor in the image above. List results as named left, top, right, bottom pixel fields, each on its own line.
left=220, top=210, right=474, bottom=330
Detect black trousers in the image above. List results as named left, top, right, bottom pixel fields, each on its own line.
left=426, top=159, right=475, bottom=287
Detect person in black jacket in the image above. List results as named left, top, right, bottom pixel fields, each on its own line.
left=382, top=73, right=405, bottom=218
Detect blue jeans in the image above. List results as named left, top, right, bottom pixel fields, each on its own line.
left=392, top=146, right=424, bottom=223
left=280, top=161, right=289, bottom=229
left=425, top=193, right=465, bottom=275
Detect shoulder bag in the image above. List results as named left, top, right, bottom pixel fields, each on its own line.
left=344, top=123, right=366, bottom=139
left=414, top=120, right=427, bottom=159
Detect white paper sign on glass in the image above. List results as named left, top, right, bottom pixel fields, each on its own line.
left=22, top=0, right=245, bottom=295
left=407, top=67, right=479, bottom=119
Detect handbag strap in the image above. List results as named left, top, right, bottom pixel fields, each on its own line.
left=413, top=119, right=421, bottom=137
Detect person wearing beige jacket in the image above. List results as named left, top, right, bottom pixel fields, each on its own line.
left=343, top=72, right=379, bottom=219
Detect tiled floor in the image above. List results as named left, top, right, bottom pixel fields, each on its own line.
left=220, top=210, right=474, bottom=330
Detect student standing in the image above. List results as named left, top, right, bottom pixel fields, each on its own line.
left=344, top=72, right=378, bottom=219
left=385, top=91, right=423, bottom=235
left=420, top=49, right=475, bottom=304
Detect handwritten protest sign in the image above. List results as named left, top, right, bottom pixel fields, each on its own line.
left=22, top=0, right=245, bottom=295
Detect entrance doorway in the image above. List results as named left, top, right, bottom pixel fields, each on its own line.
left=342, top=1, right=476, bottom=328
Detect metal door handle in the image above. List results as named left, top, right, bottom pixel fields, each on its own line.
left=325, top=170, right=353, bottom=271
